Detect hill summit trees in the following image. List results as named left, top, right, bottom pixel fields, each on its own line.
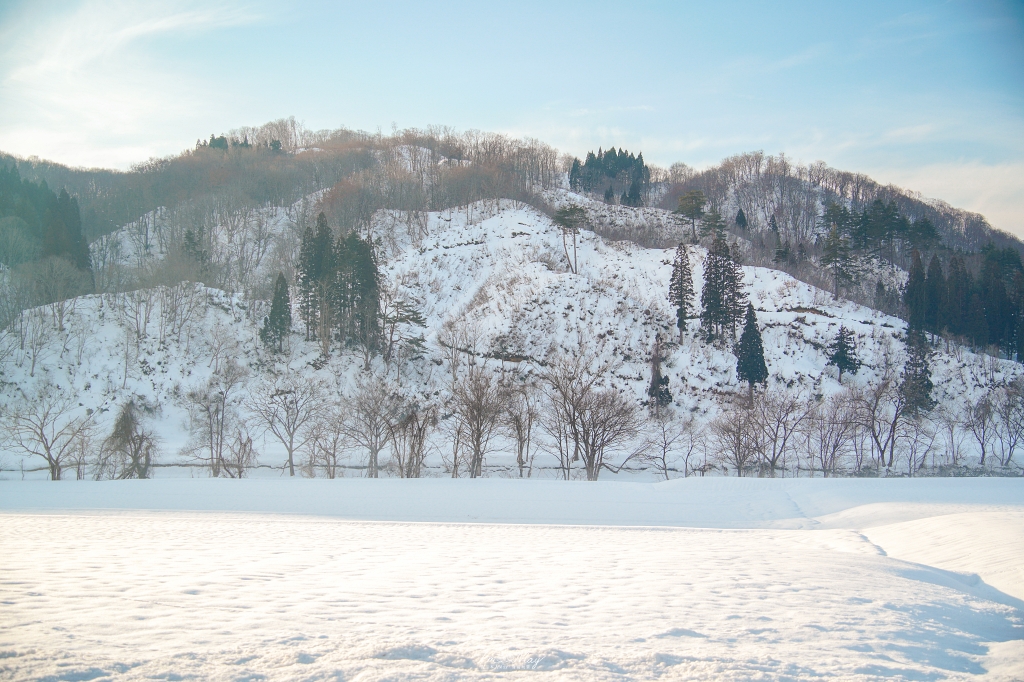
left=568, top=147, right=651, bottom=207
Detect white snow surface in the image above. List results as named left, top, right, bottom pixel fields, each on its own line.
left=2, top=478, right=1023, bottom=681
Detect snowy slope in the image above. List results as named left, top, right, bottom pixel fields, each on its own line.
left=3, top=198, right=1023, bottom=477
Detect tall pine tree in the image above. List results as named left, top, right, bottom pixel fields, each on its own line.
left=900, top=329, right=935, bottom=417
left=260, top=273, right=292, bottom=352
left=701, top=234, right=746, bottom=341
left=700, top=208, right=726, bottom=240
left=826, top=325, right=861, bottom=383
left=945, top=255, right=971, bottom=337
left=668, top=243, right=694, bottom=342
left=904, top=250, right=926, bottom=330
left=820, top=223, right=851, bottom=300
left=674, top=190, right=706, bottom=243
left=736, top=303, right=768, bottom=400
left=924, top=255, right=945, bottom=334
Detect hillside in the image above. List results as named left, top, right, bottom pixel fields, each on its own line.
left=2, top=194, right=1021, bottom=480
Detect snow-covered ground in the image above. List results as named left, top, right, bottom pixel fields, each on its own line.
left=2, top=478, right=1022, bottom=680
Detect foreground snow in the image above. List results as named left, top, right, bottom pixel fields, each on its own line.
left=2, top=478, right=1022, bottom=680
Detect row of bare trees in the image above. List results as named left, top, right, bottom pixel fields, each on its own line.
left=704, top=376, right=1024, bottom=477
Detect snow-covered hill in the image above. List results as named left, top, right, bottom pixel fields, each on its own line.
left=2, top=197, right=1022, bottom=479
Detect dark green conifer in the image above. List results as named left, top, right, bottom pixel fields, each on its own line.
left=900, top=329, right=935, bottom=417
left=668, top=243, right=694, bottom=342
left=826, top=325, right=861, bottom=383
left=924, top=255, right=945, bottom=334
left=735, top=208, right=747, bottom=230
left=904, top=250, right=926, bottom=330
left=736, top=303, right=768, bottom=400
left=260, top=272, right=292, bottom=352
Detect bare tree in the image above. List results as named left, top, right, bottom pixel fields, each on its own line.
left=504, top=380, right=540, bottom=477
left=22, top=307, right=48, bottom=378
left=851, top=370, right=906, bottom=470
left=306, top=402, right=347, bottom=478
left=933, top=403, right=968, bottom=468
left=897, top=415, right=936, bottom=476
left=249, top=375, right=326, bottom=477
left=98, top=399, right=158, bottom=479
left=540, top=346, right=606, bottom=480
left=4, top=383, right=95, bottom=480
left=451, top=367, right=506, bottom=478
left=574, top=388, right=643, bottom=480
left=962, top=393, right=995, bottom=467
left=437, top=316, right=477, bottom=383
left=803, top=393, right=857, bottom=477
left=222, top=428, right=258, bottom=478
left=33, top=256, right=89, bottom=333
left=182, top=359, right=248, bottom=477
left=643, top=410, right=700, bottom=480
left=749, top=390, right=809, bottom=477
left=710, top=404, right=757, bottom=476
left=991, top=381, right=1024, bottom=469
left=343, top=373, right=401, bottom=478
left=389, top=401, right=436, bottom=478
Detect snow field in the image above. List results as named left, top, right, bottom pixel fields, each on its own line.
left=1, top=478, right=1022, bottom=681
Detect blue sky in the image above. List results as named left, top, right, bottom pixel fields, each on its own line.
left=0, top=0, right=1021, bottom=234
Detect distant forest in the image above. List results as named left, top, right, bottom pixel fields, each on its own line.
left=2, top=118, right=1023, bottom=362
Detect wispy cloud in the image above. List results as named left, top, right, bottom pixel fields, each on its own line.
left=0, top=0, right=265, bottom=167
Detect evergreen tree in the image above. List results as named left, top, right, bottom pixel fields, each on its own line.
left=701, top=234, right=746, bottom=341
left=1015, top=311, right=1024, bottom=364
left=981, top=253, right=1011, bottom=349
left=774, top=239, right=790, bottom=265
left=603, top=185, right=614, bottom=203
left=907, top=216, right=939, bottom=253
left=625, top=180, right=642, bottom=207
left=297, top=223, right=318, bottom=339
left=735, top=208, right=747, bottom=230
left=568, top=158, right=582, bottom=191
left=821, top=202, right=853, bottom=241
left=826, top=325, right=861, bottom=383
left=768, top=214, right=778, bottom=233
left=674, top=190, right=706, bottom=243
left=668, top=243, right=694, bottom=342
left=736, top=303, right=768, bottom=400
left=260, top=273, right=292, bottom=352
left=904, top=250, right=926, bottom=330
left=700, top=208, right=726, bottom=240
left=335, top=231, right=381, bottom=357
left=945, top=255, right=971, bottom=337
left=722, top=240, right=747, bottom=339
left=900, top=329, right=935, bottom=417
left=820, top=223, right=851, bottom=299
left=924, top=255, right=945, bottom=334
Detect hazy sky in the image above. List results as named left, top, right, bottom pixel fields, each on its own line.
left=1, top=0, right=1022, bottom=234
